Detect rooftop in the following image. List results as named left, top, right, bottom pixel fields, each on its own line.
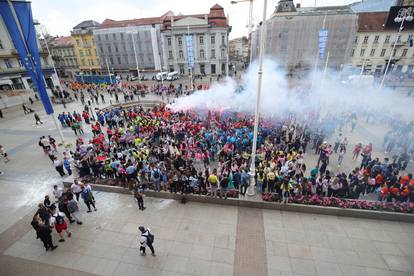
left=73, top=20, right=100, bottom=30
left=49, top=36, right=73, bottom=47
left=357, top=12, right=388, bottom=32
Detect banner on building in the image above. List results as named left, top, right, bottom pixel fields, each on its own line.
left=186, top=35, right=194, bottom=67
left=318, top=29, right=329, bottom=60
left=0, top=0, right=54, bottom=114
left=150, top=27, right=162, bottom=71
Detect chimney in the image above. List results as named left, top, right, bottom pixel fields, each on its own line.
left=296, top=3, right=301, bottom=8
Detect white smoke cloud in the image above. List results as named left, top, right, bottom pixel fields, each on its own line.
left=169, top=59, right=413, bottom=123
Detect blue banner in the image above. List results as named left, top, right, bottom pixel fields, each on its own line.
left=318, top=29, right=329, bottom=60
left=0, top=1, right=54, bottom=114
left=186, top=35, right=194, bottom=67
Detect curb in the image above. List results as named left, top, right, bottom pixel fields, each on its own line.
left=63, top=180, right=414, bottom=223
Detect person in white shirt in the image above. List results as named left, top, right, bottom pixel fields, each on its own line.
left=49, top=204, right=72, bottom=242
left=139, top=226, right=155, bottom=256
left=52, top=185, right=63, bottom=202
left=53, top=157, right=66, bottom=177
left=71, top=180, right=82, bottom=201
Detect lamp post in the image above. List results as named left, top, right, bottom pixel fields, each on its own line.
left=231, top=0, right=254, bottom=64
left=247, top=0, right=268, bottom=196
left=380, top=7, right=413, bottom=89
left=105, top=57, right=113, bottom=84
left=127, top=27, right=142, bottom=83
left=39, top=26, right=61, bottom=91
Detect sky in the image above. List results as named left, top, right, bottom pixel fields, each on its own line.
left=31, top=0, right=357, bottom=39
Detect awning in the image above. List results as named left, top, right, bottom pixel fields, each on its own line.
left=0, top=79, right=13, bottom=86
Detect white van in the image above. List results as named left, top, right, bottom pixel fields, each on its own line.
left=156, top=72, right=168, bottom=81
left=167, top=71, right=179, bottom=81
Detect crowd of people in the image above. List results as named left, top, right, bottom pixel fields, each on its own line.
left=45, top=93, right=414, bottom=204
left=30, top=181, right=97, bottom=251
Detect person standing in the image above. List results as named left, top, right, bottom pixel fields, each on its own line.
left=53, top=157, right=66, bottom=177
left=71, top=180, right=82, bottom=201
left=32, top=215, right=57, bottom=251
left=208, top=169, right=219, bottom=197
left=34, top=112, right=43, bottom=125
left=66, top=197, right=82, bottom=224
left=134, top=186, right=146, bottom=211
left=81, top=184, right=97, bottom=213
left=139, top=226, right=155, bottom=256
left=0, top=145, right=10, bottom=163
left=52, top=185, right=63, bottom=202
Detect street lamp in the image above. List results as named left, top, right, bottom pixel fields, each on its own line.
left=231, top=0, right=254, bottom=64
left=127, top=27, right=142, bottom=83
left=247, top=0, right=268, bottom=196
left=39, top=25, right=61, bottom=91
left=380, top=7, right=414, bottom=89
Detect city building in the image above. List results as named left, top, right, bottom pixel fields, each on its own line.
left=229, top=36, right=249, bottom=71
left=0, top=17, right=58, bottom=107
left=48, top=36, right=78, bottom=78
left=350, top=9, right=414, bottom=76
left=160, top=4, right=231, bottom=76
left=94, top=14, right=167, bottom=76
left=251, top=0, right=358, bottom=72
left=71, top=20, right=101, bottom=74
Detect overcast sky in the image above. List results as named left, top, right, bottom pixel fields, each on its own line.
left=31, top=0, right=357, bottom=39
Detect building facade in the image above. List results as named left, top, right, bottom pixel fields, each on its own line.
left=71, top=20, right=101, bottom=74
left=251, top=0, right=358, bottom=71
left=94, top=16, right=165, bottom=75
left=350, top=9, right=414, bottom=76
left=229, top=36, right=249, bottom=70
left=49, top=36, right=78, bottom=78
left=160, top=4, right=230, bottom=76
left=0, top=16, right=57, bottom=107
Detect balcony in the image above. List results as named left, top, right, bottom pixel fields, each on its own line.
left=0, top=49, right=19, bottom=58
left=0, top=67, right=26, bottom=74
left=391, top=41, right=407, bottom=47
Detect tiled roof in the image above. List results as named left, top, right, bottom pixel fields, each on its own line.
left=73, top=20, right=100, bottom=30
left=99, top=17, right=163, bottom=28
left=210, top=4, right=224, bottom=10
left=50, top=36, right=73, bottom=47
left=357, top=12, right=388, bottom=32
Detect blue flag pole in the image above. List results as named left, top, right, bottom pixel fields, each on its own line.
left=0, top=0, right=64, bottom=143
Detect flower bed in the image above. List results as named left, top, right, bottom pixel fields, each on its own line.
left=262, top=193, right=414, bottom=213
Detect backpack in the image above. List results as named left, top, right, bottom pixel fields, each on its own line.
left=55, top=214, right=65, bottom=225
left=143, top=231, right=154, bottom=244
left=153, top=170, right=160, bottom=179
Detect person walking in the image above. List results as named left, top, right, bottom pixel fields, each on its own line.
left=139, top=226, right=155, bottom=256
left=49, top=204, right=72, bottom=242
left=34, top=112, right=43, bottom=125
left=66, top=197, right=82, bottom=224
left=81, top=184, right=97, bottom=213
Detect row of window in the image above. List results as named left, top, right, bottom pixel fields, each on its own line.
left=99, top=43, right=152, bottom=54
left=96, top=32, right=150, bottom=42
left=351, top=47, right=410, bottom=58
left=172, top=63, right=226, bottom=75
left=168, top=48, right=226, bottom=60
left=106, top=54, right=153, bottom=66
left=78, top=48, right=97, bottom=57
left=357, top=34, right=413, bottom=45
left=166, top=34, right=226, bottom=47
left=75, top=37, right=94, bottom=47
left=53, top=48, right=75, bottom=57
left=80, top=58, right=96, bottom=67
left=62, top=58, right=77, bottom=67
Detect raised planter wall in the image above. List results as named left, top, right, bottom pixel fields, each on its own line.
left=63, top=180, right=414, bottom=223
